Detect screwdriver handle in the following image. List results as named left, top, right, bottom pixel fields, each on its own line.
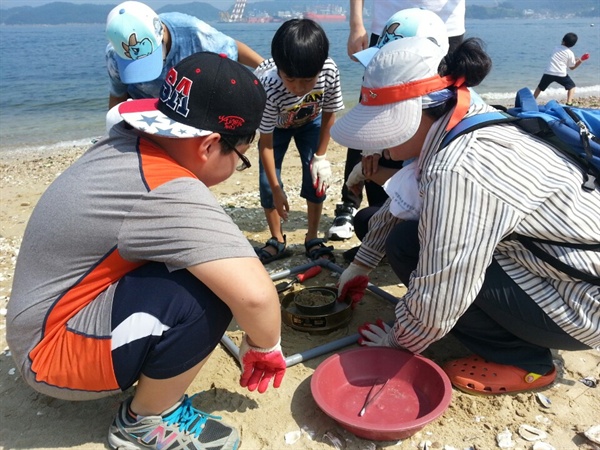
left=296, top=265, right=322, bottom=282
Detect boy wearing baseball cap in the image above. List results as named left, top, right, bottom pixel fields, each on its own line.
left=7, top=53, right=285, bottom=450
left=106, top=1, right=263, bottom=108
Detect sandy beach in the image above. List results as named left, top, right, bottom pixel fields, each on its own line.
left=1, top=97, right=599, bottom=449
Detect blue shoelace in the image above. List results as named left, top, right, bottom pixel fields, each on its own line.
left=163, top=394, right=222, bottom=438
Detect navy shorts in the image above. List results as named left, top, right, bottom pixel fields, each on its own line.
left=537, top=73, right=576, bottom=91
left=110, top=262, right=232, bottom=390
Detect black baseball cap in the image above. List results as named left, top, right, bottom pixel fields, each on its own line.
left=119, top=52, right=266, bottom=137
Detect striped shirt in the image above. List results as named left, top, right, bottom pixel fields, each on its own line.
left=254, top=58, right=344, bottom=134
left=358, top=103, right=600, bottom=353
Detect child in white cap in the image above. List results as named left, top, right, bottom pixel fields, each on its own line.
left=105, top=1, right=263, bottom=109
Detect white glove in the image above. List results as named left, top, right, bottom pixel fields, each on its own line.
left=337, top=262, right=371, bottom=308
left=358, top=319, right=393, bottom=347
left=310, top=153, right=331, bottom=197
left=345, top=162, right=366, bottom=189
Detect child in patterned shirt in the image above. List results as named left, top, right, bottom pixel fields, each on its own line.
left=253, top=18, right=344, bottom=264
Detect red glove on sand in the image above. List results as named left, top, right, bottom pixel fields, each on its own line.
left=239, top=335, right=286, bottom=393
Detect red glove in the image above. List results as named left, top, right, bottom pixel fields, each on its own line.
left=337, top=262, right=370, bottom=308
left=239, top=335, right=286, bottom=393
left=581, top=53, right=590, bottom=61
left=358, top=319, right=393, bottom=347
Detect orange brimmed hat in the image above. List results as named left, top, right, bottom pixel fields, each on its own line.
left=331, top=37, right=470, bottom=153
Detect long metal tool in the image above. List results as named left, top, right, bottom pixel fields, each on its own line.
left=220, top=260, right=400, bottom=367
left=358, top=378, right=388, bottom=417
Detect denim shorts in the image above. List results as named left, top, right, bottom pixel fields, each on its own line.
left=259, top=116, right=326, bottom=208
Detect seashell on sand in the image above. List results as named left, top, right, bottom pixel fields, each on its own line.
left=584, top=424, right=600, bottom=445
left=518, top=424, right=547, bottom=441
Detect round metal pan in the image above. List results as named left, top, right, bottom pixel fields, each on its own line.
left=281, top=287, right=352, bottom=333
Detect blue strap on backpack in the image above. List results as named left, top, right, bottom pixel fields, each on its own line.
left=441, top=87, right=600, bottom=192
left=440, top=88, right=600, bottom=285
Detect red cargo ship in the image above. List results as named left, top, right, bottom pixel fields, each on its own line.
left=303, top=5, right=347, bottom=22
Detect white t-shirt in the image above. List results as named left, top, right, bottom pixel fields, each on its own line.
left=544, top=45, right=577, bottom=77
left=371, top=0, right=465, bottom=38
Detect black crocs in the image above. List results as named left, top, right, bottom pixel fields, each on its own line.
left=254, top=235, right=292, bottom=264
left=304, top=238, right=335, bottom=262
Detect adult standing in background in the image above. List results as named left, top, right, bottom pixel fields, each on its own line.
left=105, top=1, right=264, bottom=109
left=327, top=0, right=465, bottom=241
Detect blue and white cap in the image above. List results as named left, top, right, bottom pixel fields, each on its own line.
left=353, top=8, right=449, bottom=67
left=106, top=1, right=164, bottom=84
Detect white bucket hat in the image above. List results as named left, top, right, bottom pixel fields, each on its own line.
left=353, top=8, right=449, bottom=67
left=331, top=37, right=471, bottom=153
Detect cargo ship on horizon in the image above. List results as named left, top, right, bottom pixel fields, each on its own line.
left=303, top=4, right=347, bottom=22
left=220, top=0, right=346, bottom=24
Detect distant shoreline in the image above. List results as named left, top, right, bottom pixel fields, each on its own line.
left=2, top=17, right=599, bottom=25
left=2, top=96, right=598, bottom=160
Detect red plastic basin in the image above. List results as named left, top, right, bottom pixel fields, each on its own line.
left=311, top=346, right=452, bottom=441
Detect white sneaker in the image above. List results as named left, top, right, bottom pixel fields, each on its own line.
left=327, top=203, right=356, bottom=240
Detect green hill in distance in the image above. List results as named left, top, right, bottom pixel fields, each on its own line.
left=0, top=0, right=598, bottom=25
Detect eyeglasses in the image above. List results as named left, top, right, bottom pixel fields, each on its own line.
left=220, top=136, right=252, bottom=172
left=232, top=146, right=252, bottom=171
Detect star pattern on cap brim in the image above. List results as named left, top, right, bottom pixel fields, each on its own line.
left=121, top=110, right=209, bottom=137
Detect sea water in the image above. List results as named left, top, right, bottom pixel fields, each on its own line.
left=0, top=17, right=598, bottom=153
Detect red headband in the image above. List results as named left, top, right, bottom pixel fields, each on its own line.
left=360, top=74, right=470, bottom=131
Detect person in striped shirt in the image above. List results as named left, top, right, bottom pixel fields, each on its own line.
left=331, top=36, right=599, bottom=395
left=253, top=19, right=345, bottom=264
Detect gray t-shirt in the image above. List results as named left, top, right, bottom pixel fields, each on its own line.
left=7, top=123, right=255, bottom=398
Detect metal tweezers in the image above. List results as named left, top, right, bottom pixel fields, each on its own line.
left=358, top=379, right=388, bottom=417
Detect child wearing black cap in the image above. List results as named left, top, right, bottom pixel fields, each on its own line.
left=7, top=52, right=285, bottom=450
left=254, top=18, right=344, bottom=264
